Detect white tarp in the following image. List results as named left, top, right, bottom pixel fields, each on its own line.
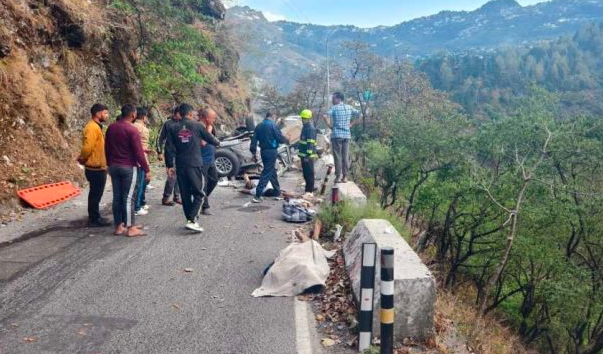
left=252, top=240, right=336, bottom=297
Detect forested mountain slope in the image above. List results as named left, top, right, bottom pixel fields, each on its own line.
left=227, top=0, right=603, bottom=91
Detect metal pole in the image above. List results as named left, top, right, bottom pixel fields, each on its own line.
left=380, top=247, right=395, bottom=354
left=358, top=243, right=377, bottom=352
left=326, top=36, right=330, bottom=103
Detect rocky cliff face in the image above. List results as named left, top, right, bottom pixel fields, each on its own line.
left=0, top=0, right=248, bottom=210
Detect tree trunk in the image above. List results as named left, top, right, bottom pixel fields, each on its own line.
left=479, top=181, right=528, bottom=314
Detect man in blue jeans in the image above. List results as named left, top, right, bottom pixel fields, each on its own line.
left=250, top=112, right=290, bottom=203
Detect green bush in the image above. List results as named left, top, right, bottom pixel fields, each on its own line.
left=137, top=26, right=213, bottom=103
left=108, top=0, right=135, bottom=13
left=318, top=198, right=410, bottom=241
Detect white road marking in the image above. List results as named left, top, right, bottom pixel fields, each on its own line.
left=295, top=298, right=314, bottom=354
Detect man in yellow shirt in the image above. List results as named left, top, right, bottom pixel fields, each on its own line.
left=77, top=104, right=111, bottom=227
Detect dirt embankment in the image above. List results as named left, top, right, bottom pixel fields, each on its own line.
left=0, top=0, right=248, bottom=215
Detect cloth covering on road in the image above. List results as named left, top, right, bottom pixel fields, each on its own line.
left=252, top=240, right=335, bottom=297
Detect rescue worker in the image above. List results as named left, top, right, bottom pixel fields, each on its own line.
left=298, top=109, right=318, bottom=194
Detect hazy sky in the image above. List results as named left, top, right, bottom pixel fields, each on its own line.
left=233, top=0, right=550, bottom=28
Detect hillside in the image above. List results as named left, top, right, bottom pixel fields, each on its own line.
left=0, top=0, right=249, bottom=212
left=226, top=0, right=603, bottom=91
left=418, top=22, right=603, bottom=119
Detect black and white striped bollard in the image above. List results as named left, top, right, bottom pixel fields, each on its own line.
left=358, top=243, right=377, bottom=352
left=380, top=247, right=395, bottom=354
left=319, top=165, right=334, bottom=196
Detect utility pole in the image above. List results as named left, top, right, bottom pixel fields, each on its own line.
left=326, top=35, right=331, bottom=102
left=325, top=29, right=336, bottom=107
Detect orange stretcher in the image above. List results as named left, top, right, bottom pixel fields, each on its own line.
left=17, top=181, right=81, bottom=209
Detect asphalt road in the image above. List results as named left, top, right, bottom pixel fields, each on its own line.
left=0, top=171, right=324, bottom=354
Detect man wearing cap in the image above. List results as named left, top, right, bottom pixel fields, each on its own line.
left=298, top=109, right=318, bottom=194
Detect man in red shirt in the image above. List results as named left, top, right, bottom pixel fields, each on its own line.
left=105, top=104, right=152, bottom=237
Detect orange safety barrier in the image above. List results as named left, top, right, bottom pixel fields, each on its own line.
left=17, top=181, right=81, bottom=209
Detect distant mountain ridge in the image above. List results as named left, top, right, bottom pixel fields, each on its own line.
left=226, top=0, right=603, bottom=92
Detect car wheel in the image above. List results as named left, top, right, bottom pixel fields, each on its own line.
left=215, top=149, right=241, bottom=178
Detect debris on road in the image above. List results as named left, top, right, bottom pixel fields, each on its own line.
left=172, top=304, right=182, bottom=311
left=24, top=336, right=36, bottom=343
left=183, top=268, right=194, bottom=273
left=333, top=224, right=343, bottom=241
left=281, top=199, right=316, bottom=223
left=321, top=338, right=337, bottom=347
left=308, top=243, right=358, bottom=351
left=217, top=178, right=230, bottom=187
left=312, top=220, right=322, bottom=240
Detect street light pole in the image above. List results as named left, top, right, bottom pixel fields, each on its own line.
left=326, top=35, right=331, bottom=102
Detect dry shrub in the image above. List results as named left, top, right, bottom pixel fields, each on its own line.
left=0, top=49, right=80, bottom=202
left=0, top=61, right=8, bottom=88
left=59, top=48, right=83, bottom=75
left=436, top=291, right=538, bottom=354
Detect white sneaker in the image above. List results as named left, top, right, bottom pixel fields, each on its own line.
left=136, top=209, right=149, bottom=216
left=146, top=184, right=156, bottom=190
left=185, top=221, right=204, bottom=233
left=142, top=205, right=150, bottom=211
left=252, top=197, right=263, bottom=203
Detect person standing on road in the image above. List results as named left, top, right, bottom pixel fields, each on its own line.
left=133, top=107, right=153, bottom=216
left=250, top=112, right=290, bottom=203
left=77, top=103, right=111, bottom=227
left=156, top=107, right=182, bottom=206
left=165, top=104, right=220, bottom=233
left=321, top=92, right=360, bottom=183
left=298, top=109, right=318, bottom=194
left=105, top=104, right=151, bottom=237
left=199, top=107, right=219, bottom=216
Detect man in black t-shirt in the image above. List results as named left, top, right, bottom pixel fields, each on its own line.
left=165, top=104, right=220, bottom=233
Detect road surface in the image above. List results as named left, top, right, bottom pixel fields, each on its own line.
left=0, top=171, right=324, bottom=354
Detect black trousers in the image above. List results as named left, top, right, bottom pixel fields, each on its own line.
left=108, top=166, right=138, bottom=228
left=301, top=158, right=315, bottom=193
left=176, top=167, right=206, bottom=222
left=85, top=169, right=107, bottom=221
left=202, top=163, right=219, bottom=210
left=163, top=173, right=180, bottom=201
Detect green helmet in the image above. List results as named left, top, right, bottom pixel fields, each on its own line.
left=300, top=109, right=313, bottom=119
